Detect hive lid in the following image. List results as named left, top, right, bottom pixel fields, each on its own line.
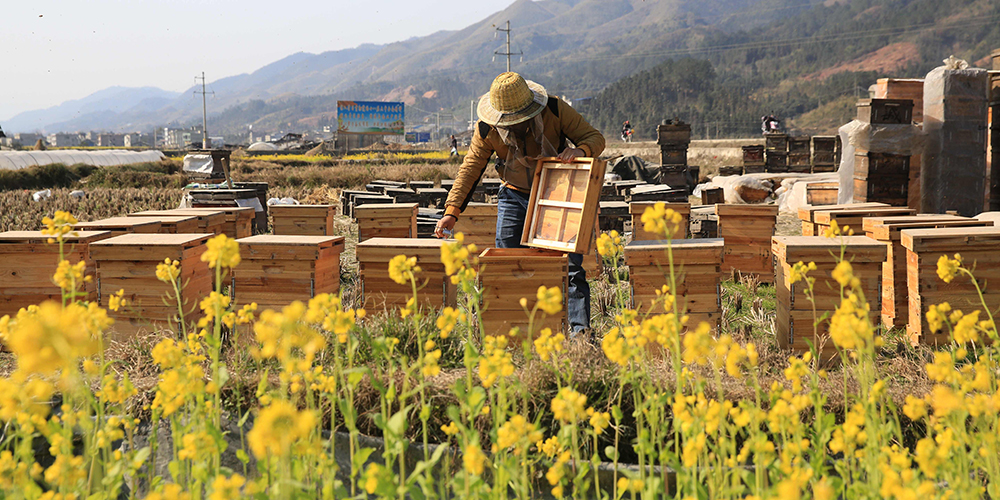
left=715, top=204, right=779, bottom=216
left=238, top=235, right=345, bottom=259
left=629, top=201, right=691, bottom=215
left=479, top=247, right=566, bottom=260
left=74, top=217, right=162, bottom=230
left=901, top=226, right=1000, bottom=252
left=771, top=235, right=886, bottom=264
left=354, top=203, right=418, bottom=216
left=356, top=237, right=454, bottom=262
left=238, top=235, right=344, bottom=246
left=624, top=238, right=724, bottom=265
left=861, top=214, right=966, bottom=233
left=812, top=207, right=914, bottom=224
left=0, top=230, right=113, bottom=244
left=91, top=233, right=213, bottom=247
left=866, top=217, right=989, bottom=241
left=797, top=202, right=888, bottom=222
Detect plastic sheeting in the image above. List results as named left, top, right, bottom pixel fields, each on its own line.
left=696, top=172, right=837, bottom=213
left=836, top=120, right=923, bottom=203
left=183, top=154, right=216, bottom=175
left=921, top=62, right=989, bottom=216
left=0, top=150, right=165, bottom=170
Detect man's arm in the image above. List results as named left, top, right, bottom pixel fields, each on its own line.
left=436, top=123, right=494, bottom=237
left=558, top=100, right=605, bottom=158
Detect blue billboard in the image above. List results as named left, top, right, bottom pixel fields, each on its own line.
left=337, top=101, right=405, bottom=135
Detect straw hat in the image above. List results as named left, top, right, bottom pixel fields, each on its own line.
left=477, top=72, right=548, bottom=127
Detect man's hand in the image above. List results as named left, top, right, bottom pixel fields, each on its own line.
left=558, top=147, right=586, bottom=161
left=434, top=214, right=457, bottom=238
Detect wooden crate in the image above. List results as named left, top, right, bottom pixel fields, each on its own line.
left=478, top=248, right=567, bottom=338
left=624, top=239, right=724, bottom=330
left=141, top=215, right=200, bottom=234
left=798, top=202, right=888, bottom=236
left=0, top=230, right=114, bottom=317
left=812, top=206, right=914, bottom=236
left=73, top=217, right=162, bottom=236
left=765, top=134, right=788, bottom=151
left=716, top=204, right=779, bottom=279
left=805, top=182, right=838, bottom=206
left=187, top=206, right=255, bottom=238
left=864, top=215, right=991, bottom=333
left=91, top=233, right=213, bottom=338
left=271, top=205, right=336, bottom=236
left=874, top=78, right=924, bottom=123
left=742, top=145, right=764, bottom=163
left=233, top=235, right=345, bottom=310
left=522, top=157, right=606, bottom=255
left=356, top=238, right=456, bottom=310
left=901, top=227, right=1000, bottom=345
left=857, top=98, right=914, bottom=125
left=452, top=203, right=498, bottom=249
left=702, top=187, right=725, bottom=205
left=130, top=209, right=228, bottom=236
left=355, top=203, right=417, bottom=242
left=788, top=136, right=811, bottom=154
left=853, top=175, right=908, bottom=206
left=629, top=202, right=690, bottom=240
left=772, top=236, right=886, bottom=357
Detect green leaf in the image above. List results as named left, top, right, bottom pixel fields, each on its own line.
left=387, top=407, right=409, bottom=437
left=352, top=447, right=376, bottom=473
left=468, top=387, right=487, bottom=409
left=604, top=445, right=619, bottom=460
left=236, top=449, right=250, bottom=464
left=612, top=404, right=623, bottom=421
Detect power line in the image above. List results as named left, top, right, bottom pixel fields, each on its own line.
left=194, top=72, right=215, bottom=148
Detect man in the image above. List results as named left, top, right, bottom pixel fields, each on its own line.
left=435, top=72, right=605, bottom=337
left=449, top=134, right=459, bottom=156
left=621, top=120, right=632, bottom=142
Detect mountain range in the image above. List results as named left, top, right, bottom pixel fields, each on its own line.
left=4, top=0, right=999, bottom=139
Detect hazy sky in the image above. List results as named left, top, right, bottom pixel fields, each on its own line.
left=0, top=0, right=516, bottom=121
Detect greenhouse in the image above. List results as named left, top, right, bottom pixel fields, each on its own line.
left=0, top=150, right=164, bottom=170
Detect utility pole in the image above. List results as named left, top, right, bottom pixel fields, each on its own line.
left=194, top=72, right=214, bottom=149
left=494, top=21, right=522, bottom=73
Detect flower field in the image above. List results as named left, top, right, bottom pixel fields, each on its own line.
left=0, top=207, right=997, bottom=499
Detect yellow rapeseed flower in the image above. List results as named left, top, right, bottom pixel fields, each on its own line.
left=596, top=230, right=624, bottom=260
left=246, top=400, right=317, bottom=459
left=155, top=258, right=181, bottom=283
left=641, top=203, right=684, bottom=239
left=936, top=254, right=961, bottom=283
left=551, top=387, right=587, bottom=424
left=536, top=286, right=563, bottom=315
left=201, top=234, right=241, bottom=269
left=6, top=301, right=99, bottom=376
left=441, top=421, right=459, bottom=436
left=41, top=211, right=78, bottom=242
left=436, top=307, right=464, bottom=339
left=587, top=407, right=611, bottom=435
left=209, top=474, right=246, bottom=500
left=463, top=443, right=487, bottom=476
left=533, top=327, right=565, bottom=361
left=497, top=415, right=543, bottom=455
left=478, top=335, right=514, bottom=388
left=388, top=254, right=420, bottom=285
left=788, top=261, right=817, bottom=285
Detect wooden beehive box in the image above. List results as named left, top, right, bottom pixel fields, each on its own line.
left=813, top=206, right=916, bottom=237
left=190, top=207, right=255, bottom=238
left=864, top=215, right=991, bottom=333
left=629, top=202, right=690, bottom=240
left=715, top=204, right=779, bottom=279
left=772, top=236, right=887, bottom=357
left=900, top=227, right=1000, bottom=345
left=91, top=233, right=213, bottom=338
left=478, top=248, right=567, bottom=338
left=356, top=237, right=456, bottom=310
left=624, top=239, right=724, bottom=330
left=0, top=230, right=114, bottom=317
left=143, top=215, right=200, bottom=234
left=73, top=217, right=162, bottom=236
left=522, top=157, right=606, bottom=255
left=271, top=205, right=336, bottom=236
left=233, top=235, right=345, bottom=310
left=130, top=209, right=228, bottom=236
left=355, top=203, right=418, bottom=242
left=452, top=203, right=498, bottom=249
left=797, top=202, right=888, bottom=236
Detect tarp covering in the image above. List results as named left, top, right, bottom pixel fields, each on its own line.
left=0, top=150, right=165, bottom=170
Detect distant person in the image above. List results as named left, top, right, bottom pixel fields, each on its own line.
left=0, top=125, right=6, bottom=139
left=435, top=72, right=605, bottom=338
left=449, top=134, right=458, bottom=156
left=621, top=120, right=633, bottom=142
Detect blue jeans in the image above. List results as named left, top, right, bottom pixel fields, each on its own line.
left=496, top=186, right=590, bottom=334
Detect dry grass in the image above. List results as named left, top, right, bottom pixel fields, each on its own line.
left=0, top=187, right=182, bottom=231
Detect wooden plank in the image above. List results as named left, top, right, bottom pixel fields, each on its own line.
left=813, top=207, right=914, bottom=225
left=771, top=235, right=886, bottom=264
left=901, top=226, right=1000, bottom=252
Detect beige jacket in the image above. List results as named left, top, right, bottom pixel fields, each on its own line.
left=444, top=96, right=605, bottom=217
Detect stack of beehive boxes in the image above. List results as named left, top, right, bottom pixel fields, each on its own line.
left=787, top=136, right=811, bottom=173
left=478, top=248, right=567, bottom=337
left=742, top=145, right=765, bottom=174
left=854, top=98, right=915, bottom=206
left=863, top=215, right=992, bottom=336
left=233, top=235, right=345, bottom=310
left=91, top=233, right=213, bottom=337
left=0, top=230, right=113, bottom=317
left=811, top=136, right=837, bottom=173
left=356, top=238, right=456, bottom=310
left=989, top=51, right=1000, bottom=211
left=772, top=236, right=886, bottom=358
left=873, top=78, right=924, bottom=209
left=657, top=121, right=691, bottom=173
left=716, top=204, right=778, bottom=278
left=271, top=205, right=336, bottom=236
left=355, top=203, right=418, bottom=242
left=765, top=133, right=788, bottom=172
left=625, top=239, right=724, bottom=330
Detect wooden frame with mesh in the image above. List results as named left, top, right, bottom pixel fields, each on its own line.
left=521, top=157, right=606, bottom=254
